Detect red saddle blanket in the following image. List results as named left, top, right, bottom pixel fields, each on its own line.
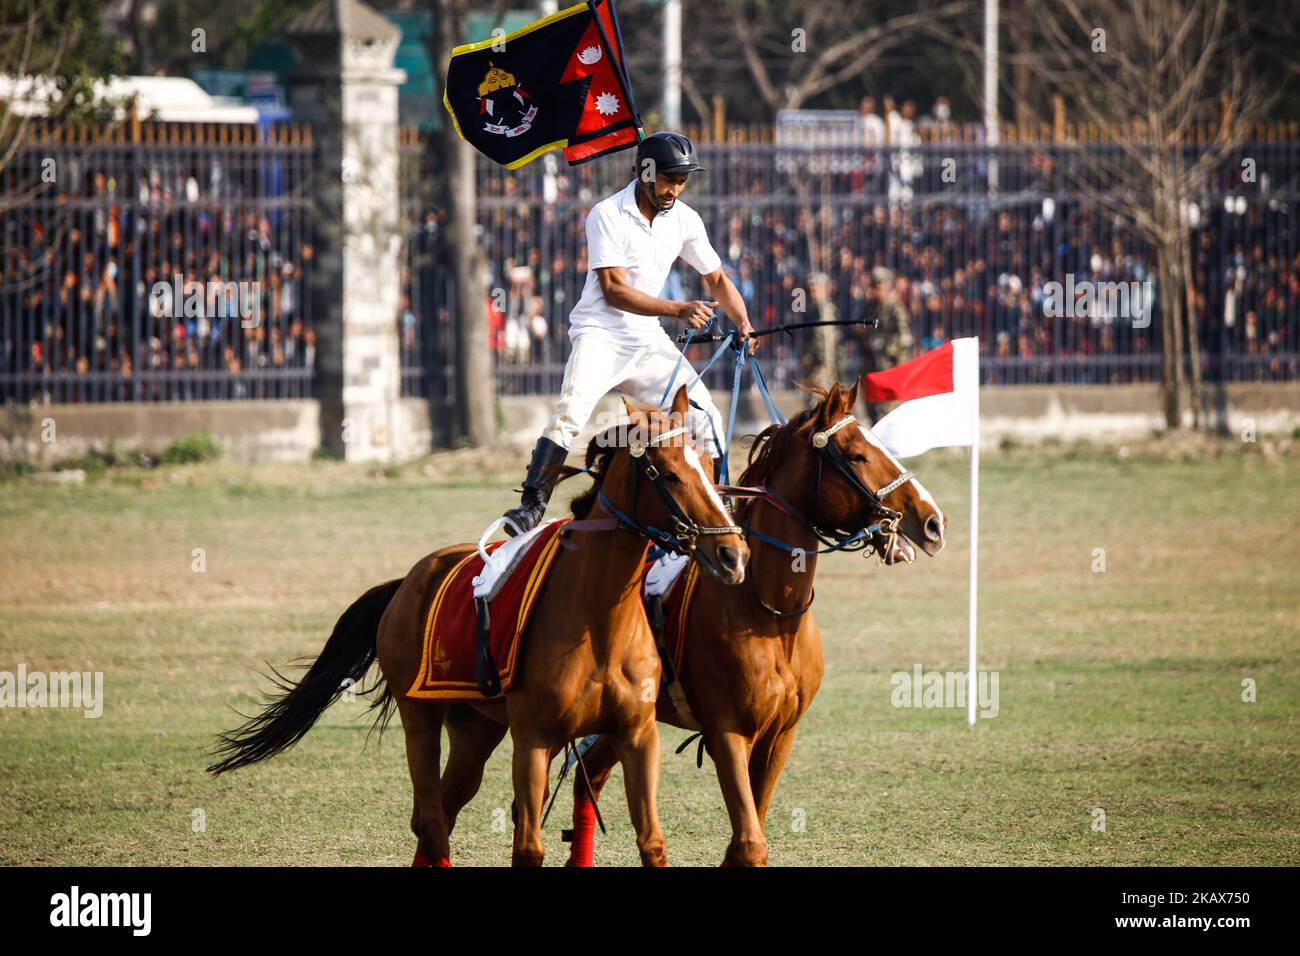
left=643, top=558, right=703, bottom=678
left=405, top=519, right=570, bottom=702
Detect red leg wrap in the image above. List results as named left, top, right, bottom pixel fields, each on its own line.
left=569, top=793, right=597, bottom=867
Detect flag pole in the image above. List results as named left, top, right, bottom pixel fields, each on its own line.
left=967, top=343, right=980, bottom=726
left=588, top=0, right=644, bottom=139
left=605, top=0, right=643, bottom=140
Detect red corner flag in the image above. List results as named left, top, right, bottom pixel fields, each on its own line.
left=863, top=337, right=979, bottom=458
left=865, top=336, right=983, bottom=727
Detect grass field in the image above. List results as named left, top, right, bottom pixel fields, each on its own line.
left=1, top=436, right=1297, bottom=866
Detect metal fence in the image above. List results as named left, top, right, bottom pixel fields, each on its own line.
left=398, top=131, right=1300, bottom=397
left=1, top=120, right=315, bottom=404
left=398, top=128, right=457, bottom=442
left=7, top=120, right=1297, bottom=409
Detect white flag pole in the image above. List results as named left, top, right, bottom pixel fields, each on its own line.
left=967, top=344, right=980, bottom=726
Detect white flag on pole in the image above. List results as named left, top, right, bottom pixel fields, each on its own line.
left=864, top=337, right=979, bottom=458
left=864, top=336, right=981, bottom=724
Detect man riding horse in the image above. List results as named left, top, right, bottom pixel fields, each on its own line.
left=501, top=131, right=757, bottom=536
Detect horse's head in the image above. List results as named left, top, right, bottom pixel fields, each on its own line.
left=578, top=385, right=748, bottom=585
left=747, top=381, right=945, bottom=565
left=814, top=381, right=946, bottom=562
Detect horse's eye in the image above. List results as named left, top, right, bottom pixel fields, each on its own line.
left=851, top=454, right=868, bottom=464
left=663, top=472, right=682, bottom=484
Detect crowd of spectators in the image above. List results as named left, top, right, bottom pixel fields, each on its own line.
left=1, top=142, right=315, bottom=402
left=6, top=120, right=1294, bottom=406
left=406, top=127, right=1296, bottom=392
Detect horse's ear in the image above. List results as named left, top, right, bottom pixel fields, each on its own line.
left=622, top=394, right=644, bottom=422
left=845, top=379, right=860, bottom=413
left=671, top=383, right=690, bottom=419
left=817, top=383, right=842, bottom=427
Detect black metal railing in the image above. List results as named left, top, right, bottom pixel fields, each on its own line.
left=7, top=123, right=1295, bottom=408
left=1, top=121, right=315, bottom=404
left=399, top=135, right=1299, bottom=395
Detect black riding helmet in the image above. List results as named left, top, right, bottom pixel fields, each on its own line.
left=635, top=131, right=705, bottom=216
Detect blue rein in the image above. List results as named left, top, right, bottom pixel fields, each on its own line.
left=654, top=319, right=899, bottom=559
left=657, top=320, right=786, bottom=487
left=740, top=521, right=883, bottom=556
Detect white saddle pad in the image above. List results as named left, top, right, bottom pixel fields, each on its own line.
left=472, top=518, right=562, bottom=601
left=644, top=551, right=690, bottom=598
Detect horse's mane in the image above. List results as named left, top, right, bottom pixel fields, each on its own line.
left=568, top=425, right=623, bottom=519
left=732, top=383, right=829, bottom=523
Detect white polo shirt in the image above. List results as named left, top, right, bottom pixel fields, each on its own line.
left=567, top=178, right=722, bottom=345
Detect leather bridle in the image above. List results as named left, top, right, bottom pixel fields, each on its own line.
left=715, top=411, right=918, bottom=620
left=728, top=412, right=914, bottom=559
left=809, top=413, right=913, bottom=554
left=594, top=425, right=742, bottom=559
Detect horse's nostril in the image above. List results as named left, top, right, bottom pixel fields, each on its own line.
left=718, top=546, right=743, bottom=574
left=925, top=515, right=943, bottom=541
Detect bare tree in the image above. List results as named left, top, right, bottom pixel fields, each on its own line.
left=0, top=0, right=118, bottom=184
left=713, top=0, right=969, bottom=113
left=1023, top=0, right=1269, bottom=429
left=1, top=0, right=123, bottom=292
left=426, top=0, right=497, bottom=448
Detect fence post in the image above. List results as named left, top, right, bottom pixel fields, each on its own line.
left=285, top=0, right=408, bottom=461
left=131, top=107, right=142, bottom=402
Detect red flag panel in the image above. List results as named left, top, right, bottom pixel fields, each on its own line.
left=863, top=341, right=956, bottom=403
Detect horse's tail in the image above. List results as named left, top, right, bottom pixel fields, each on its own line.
left=207, top=578, right=403, bottom=775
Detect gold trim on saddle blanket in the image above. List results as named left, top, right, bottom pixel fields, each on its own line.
left=406, top=523, right=568, bottom=701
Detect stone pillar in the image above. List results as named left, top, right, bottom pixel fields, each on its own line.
left=285, top=0, right=407, bottom=461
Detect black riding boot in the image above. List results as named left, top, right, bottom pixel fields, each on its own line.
left=501, top=437, right=569, bottom=537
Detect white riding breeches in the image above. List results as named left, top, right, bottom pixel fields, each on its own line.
left=541, top=331, right=726, bottom=458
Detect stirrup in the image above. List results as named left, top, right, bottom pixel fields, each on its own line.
left=478, top=517, right=511, bottom=560
left=496, top=502, right=542, bottom=543
left=480, top=508, right=540, bottom=558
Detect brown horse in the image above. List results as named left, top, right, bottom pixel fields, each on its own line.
left=208, top=385, right=748, bottom=867
left=564, top=380, right=947, bottom=866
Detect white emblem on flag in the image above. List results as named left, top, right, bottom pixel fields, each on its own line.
left=578, top=45, right=603, bottom=65
left=595, top=91, right=620, bottom=116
